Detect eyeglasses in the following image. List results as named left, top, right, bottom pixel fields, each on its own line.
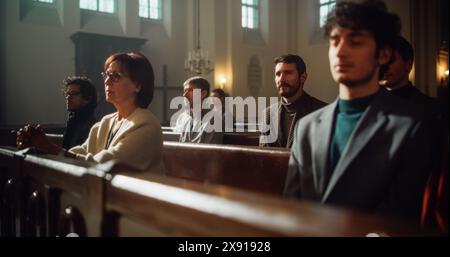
left=63, top=91, right=81, bottom=98
left=101, top=72, right=126, bottom=82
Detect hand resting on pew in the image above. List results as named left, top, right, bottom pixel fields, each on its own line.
left=16, top=124, right=61, bottom=155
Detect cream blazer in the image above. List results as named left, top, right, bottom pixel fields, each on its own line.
left=70, top=108, right=164, bottom=173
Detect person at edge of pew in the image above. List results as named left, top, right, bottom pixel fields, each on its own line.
left=381, top=35, right=444, bottom=129
left=210, top=88, right=235, bottom=132
left=172, top=76, right=223, bottom=144
left=381, top=36, right=448, bottom=232
left=283, top=0, right=440, bottom=223
left=61, top=76, right=98, bottom=149
left=259, top=54, right=327, bottom=149
left=16, top=52, right=164, bottom=173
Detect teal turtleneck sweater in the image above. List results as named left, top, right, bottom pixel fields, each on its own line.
left=328, top=92, right=377, bottom=172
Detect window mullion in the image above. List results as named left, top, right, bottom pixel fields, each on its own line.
left=150, top=0, right=152, bottom=19
left=241, top=0, right=259, bottom=29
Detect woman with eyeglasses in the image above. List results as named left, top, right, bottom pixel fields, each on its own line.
left=16, top=52, right=164, bottom=173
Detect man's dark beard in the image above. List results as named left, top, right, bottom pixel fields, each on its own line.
left=280, top=82, right=301, bottom=98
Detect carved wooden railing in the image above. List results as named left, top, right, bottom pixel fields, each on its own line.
left=0, top=147, right=105, bottom=237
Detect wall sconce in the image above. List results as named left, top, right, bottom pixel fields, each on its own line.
left=444, top=70, right=449, bottom=85
left=218, top=76, right=227, bottom=89
left=438, top=41, right=448, bottom=86
left=438, top=63, right=449, bottom=86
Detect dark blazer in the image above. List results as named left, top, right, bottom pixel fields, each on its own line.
left=284, top=88, right=436, bottom=220
left=260, top=91, right=326, bottom=148
left=62, top=107, right=97, bottom=149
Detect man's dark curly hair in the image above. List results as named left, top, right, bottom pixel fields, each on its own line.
left=62, top=76, right=98, bottom=110
left=324, top=0, right=402, bottom=78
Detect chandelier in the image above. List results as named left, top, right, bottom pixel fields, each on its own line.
left=184, top=0, right=214, bottom=76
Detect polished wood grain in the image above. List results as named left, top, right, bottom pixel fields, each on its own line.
left=105, top=170, right=432, bottom=236
left=0, top=146, right=440, bottom=237
left=162, top=142, right=290, bottom=195
left=0, top=148, right=105, bottom=237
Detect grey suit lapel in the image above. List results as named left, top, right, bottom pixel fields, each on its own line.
left=322, top=90, right=389, bottom=202
left=314, top=101, right=338, bottom=195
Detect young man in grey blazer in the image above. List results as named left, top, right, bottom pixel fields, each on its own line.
left=284, top=0, right=438, bottom=222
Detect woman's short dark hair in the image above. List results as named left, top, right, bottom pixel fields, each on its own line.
left=63, top=76, right=98, bottom=110
left=104, top=52, right=155, bottom=108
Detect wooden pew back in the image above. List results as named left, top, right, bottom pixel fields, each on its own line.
left=0, top=147, right=22, bottom=236
left=0, top=148, right=105, bottom=237
left=1, top=146, right=441, bottom=237
left=163, top=131, right=261, bottom=146
left=162, top=142, right=290, bottom=195
left=104, top=171, right=430, bottom=236
left=0, top=125, right=65, bottom=147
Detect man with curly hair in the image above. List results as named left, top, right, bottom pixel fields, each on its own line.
left=284, top=0, right=438, bottom=221
left=61, top=76, right=98, bottom=149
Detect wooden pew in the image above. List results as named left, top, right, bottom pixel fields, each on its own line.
left=162, top=142, right=290, bottom=195
left=103, top=170, right=431, bottom=236
left=162, top=131, right=261, bottom=146
left=161, top=126, right=174, bottom=132
left=234, top=122, right=260, bottom=132
left=164, top=124, right=261, bottom=133
left=0, top=125, right=66, bottom=147
left=0, top=147, right=106, bottom=237
left=162, top=131, right=181, bottom=142
left=0, top=147, right=22, bottom=236
left=20, top=154, right=106, bottom=237
left=46, top=134, right=64, bottom=147
left=25, top=127, right=261, bottom=148
left=0, top=147, right=441, bottom=237
left=224, top=132, right=260, bottom=145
